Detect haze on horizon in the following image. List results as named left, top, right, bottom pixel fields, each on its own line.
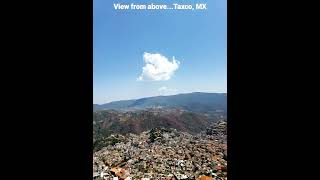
left=94, top=91, right=227, bottom=105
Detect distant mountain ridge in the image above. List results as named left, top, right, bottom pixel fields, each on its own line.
left=94, top=92, right=227, bottom=114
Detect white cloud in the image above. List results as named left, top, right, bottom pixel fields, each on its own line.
left=137, top=52, right=180, bottom=81
left=158, top=86, right=178, bottom=95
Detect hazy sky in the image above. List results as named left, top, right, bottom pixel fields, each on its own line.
left=94, top=0, right=227, bottom=104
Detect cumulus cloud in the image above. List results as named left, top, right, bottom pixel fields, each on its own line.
left=158, top=86, right=178, bottom=95
left=137, top=52, right=180, bottom=81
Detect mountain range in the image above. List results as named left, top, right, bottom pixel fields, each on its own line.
left=93, top=92, right=227, bottom=151
left=94, top=92, right=227, bottom=114
left=93, top=108, right=224, bottom=151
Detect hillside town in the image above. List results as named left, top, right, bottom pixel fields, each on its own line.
left=93, top=120, right=227, bottom=180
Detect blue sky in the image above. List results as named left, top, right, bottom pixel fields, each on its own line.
left=94, top=0, right=227, bottom=104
